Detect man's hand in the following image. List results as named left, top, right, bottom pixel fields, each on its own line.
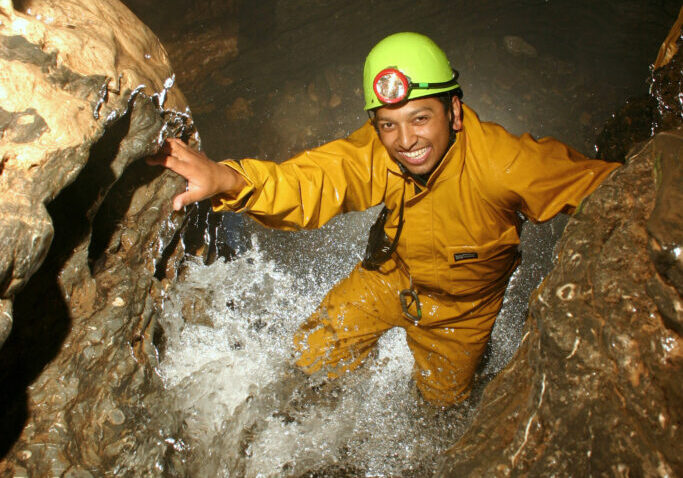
left=147, top=138, right=246, bottom=211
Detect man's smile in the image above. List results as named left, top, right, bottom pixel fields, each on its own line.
left=398, top=145, right=431, bottom=165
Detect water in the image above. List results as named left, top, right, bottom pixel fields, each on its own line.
left=151, top=205, right=558, bottom=476
left=156, top=243, right=468, bottom=476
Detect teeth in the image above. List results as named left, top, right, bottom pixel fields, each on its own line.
left=401, top=147, right=428, bottom=159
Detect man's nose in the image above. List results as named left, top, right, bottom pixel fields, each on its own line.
left=397, top=124, right=417, bottom=150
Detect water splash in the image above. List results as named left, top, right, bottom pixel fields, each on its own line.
left=154, top=245, right=465, bottom=474
left=154, top=210, right=558, bottom=476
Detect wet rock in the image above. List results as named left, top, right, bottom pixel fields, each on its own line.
left=225, top=96, right=254, bottom=121
left=0, top=0, right=197, bottom=475
left=64, top=468, right=95, bottom=478
left=181, top=294, right=215, bottom=328
left=179, top=200, right=236, bottom=265
left=435, top=127, right=682, bottom=476
left=503, top=35, right=538, bottom=57
left=594, top=96, right=657, bottom=163
left=650, top=32, right=683, bottom=134
left=595, top=28, right=683, bottom=163
left=646, top=130, right=683, bottom=335
left=0, top=299, right=11, bottom=344
left=121, top=0, right=239, bottom=116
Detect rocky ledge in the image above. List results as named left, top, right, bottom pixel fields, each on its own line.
left=0, top=0, right=195, bottom=474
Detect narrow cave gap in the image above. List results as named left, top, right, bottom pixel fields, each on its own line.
left=88, top=157, right=165, bottom=274
left=85, top=108, right=134, bottom=273
left=8, top=0, right=30, bottom=14
left=119, top=2, right=683, bottom=475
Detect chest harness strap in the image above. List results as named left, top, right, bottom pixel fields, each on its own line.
left=361, top=181, right=423, bottom=325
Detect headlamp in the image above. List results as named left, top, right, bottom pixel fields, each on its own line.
left=372, top=67, right=460, bottom=105
left=373, top=68, right=410, bottom=104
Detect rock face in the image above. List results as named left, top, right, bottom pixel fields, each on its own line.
left=435, top=120, right=682, bottom=477
left=0, top=0, right=195, bottom=474
left=595, top=14, right=683, bottom=164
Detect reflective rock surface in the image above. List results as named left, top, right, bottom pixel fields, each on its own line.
left=0, top=0, right=195, bottom=474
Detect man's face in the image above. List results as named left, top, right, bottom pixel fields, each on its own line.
left=375, top=95, right=462, bottom=176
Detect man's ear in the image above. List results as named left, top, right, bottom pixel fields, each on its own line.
left=451, top=96, right=463, bottom=131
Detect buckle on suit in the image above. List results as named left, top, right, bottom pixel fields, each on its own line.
left=399, top=288, right=422, bottom=324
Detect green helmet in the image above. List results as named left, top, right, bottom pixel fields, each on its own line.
left=363, top=32, right=459, bottom=111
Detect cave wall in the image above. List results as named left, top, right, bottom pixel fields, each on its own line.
left=0, top=0, right=680, bottom=476
left=0, top=0, right=195, bottom=474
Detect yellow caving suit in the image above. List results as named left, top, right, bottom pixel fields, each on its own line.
left=213, top=104, right=619, bottom=405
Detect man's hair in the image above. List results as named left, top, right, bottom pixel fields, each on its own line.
left=436, top=88, right=463, bottom=113
left=369, top=87, right=464, bottom=129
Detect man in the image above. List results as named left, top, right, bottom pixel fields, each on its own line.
left=149, top=32, right=619, bottom=406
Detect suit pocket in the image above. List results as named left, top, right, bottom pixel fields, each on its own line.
left=441, top=243, right=519, bottom=297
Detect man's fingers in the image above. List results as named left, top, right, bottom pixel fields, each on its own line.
left=163, top=137, right=190, bottom=155
left=145, top=153, right=167, bottom=166
left=148, top=149, right=196, bottom=179
left=172, top=189, right=202, bottom=211
left=172, top=194, right=186, bottom=211
left=148, top=139, right=223, bottom=209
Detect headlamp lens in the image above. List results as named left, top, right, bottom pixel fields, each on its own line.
left=373, top=68, right=409, bottom=104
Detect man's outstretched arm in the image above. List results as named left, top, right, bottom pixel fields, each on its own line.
left=146, top=138, right=246, bottom=211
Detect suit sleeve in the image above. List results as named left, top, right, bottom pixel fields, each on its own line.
left=484, top=123, right=620, bottom=222
left=211, top=121, right=389, bottom=230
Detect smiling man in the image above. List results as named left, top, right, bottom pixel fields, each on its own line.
left=150, top=32, right=619, bottom=406
left=375, top=96, right=461, bottom=176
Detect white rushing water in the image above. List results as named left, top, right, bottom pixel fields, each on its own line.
left=154, top=210, right=560, bottom=477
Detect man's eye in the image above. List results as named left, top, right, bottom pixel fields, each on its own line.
left=380, top=122, right=394, bottom=130
left=414, top=115, right=429, bottom=124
